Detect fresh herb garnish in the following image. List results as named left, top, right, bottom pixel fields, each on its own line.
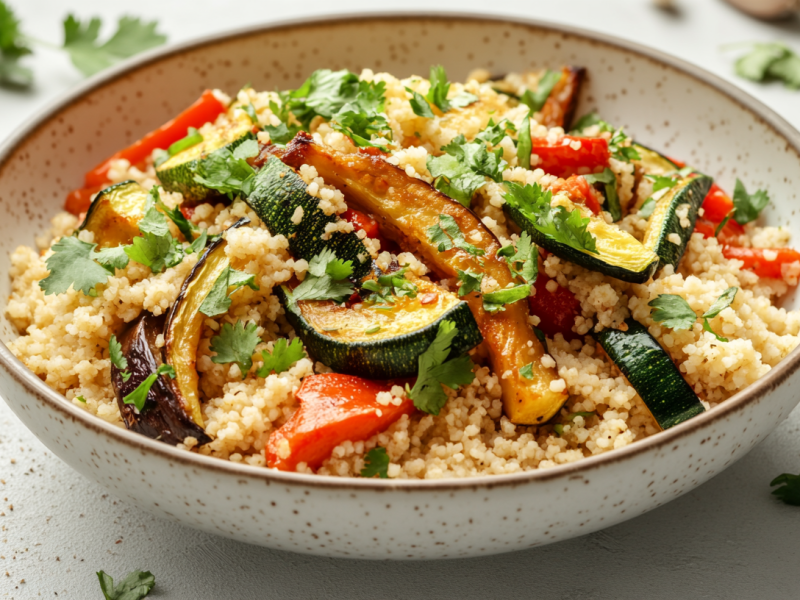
left=124, top=203, right=184, bottom=274
left=263, top=122, right=294, bottom=145
left=362, top=268, right=418, bottom=305
left=700, top=286, right=738, bottom=342
left=583, top=168, right=621, bottom=221
left=0, top=1, right=32, bottom=87
left=406, top=320, right=476, bottom=415
left=427, top=214, right=486, bottom=257
left=427, top=134, right=507, bottom=206
left=406, top=86, right=435, bottom=118
left=38, top=236, right=116, bottom=296
left=151, top=185, right=201, bottom=244
left=361, top=446, right=390, bottom=478
left=519, top=69, right=561, bottom=112
left=732, top=178, right=770, bottom=225
left=475, top=118, right=516, bottom=146
left=638, top=197, right=656, bottom=218
left=209, top=320, right=262, bottom=378
left=456, top=269, right=483, bottom=297
left=192, top=139, right=259, bottom=198
left=608, top=128, right=640, bottom=163
left=566, top=411, right=595, bottom=421
left=483, top=283, right=531, bottom=313
left=242, top=102, right=259, bottom=124
left=109, top=334, right=131, bottom=382
left=288, top=248, right=355, bottom=304
left=257, top=337, right=305, bottom=377
left=570, top=112, right=612, bottom=135
left=329, top=80, right=392, bottom=149
left=166, top=127, right=203, bottom=159
left=76, top=395, right=87, bottom=403
left=770, top=473, right=800, bottom=506
left=123, top=364, right=175, bottom=412
left=519, top=363, right=534, bottom=379
left=497, top=231, right=538, bottom=284
left=729, top=42, right=800, bottom=90
left=503, top=182, right=598, bottom=254
left=424, top=65, right=478, bottom=113
left=97, top=569, right=156, bottom=600
left=649, top=286, right=738, bottom=342
left=517, top=111, right=533, bottom=170
left=365, top=324, right=381, bottom=334
left=715, top=210, right=735, bottom=237
left=199, top=265, right=259, bottom=317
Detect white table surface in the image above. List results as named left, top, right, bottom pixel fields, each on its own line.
left=1, top=0, right=799, bottom=597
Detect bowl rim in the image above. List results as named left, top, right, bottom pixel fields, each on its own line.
left=1, top=10, right=799, bottom=492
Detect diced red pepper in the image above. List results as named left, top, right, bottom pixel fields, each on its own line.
left=64, top=185, right=103, bottom=216
left=550, top=175, right=602, bottom=215
left=701, top=184, right=735, bottom=223
left=720, top=246, right=800, bottom=279
left=694, top=217, right=745, bottom=246
left=83, top=90, right=227, bottom=189
left=528, top=273, right=582, bottom=341
left=342, top=207, right=380, bottom=239
left=531, top=136, right=610, bottom=179
left=266, top=374, right=415, bottom=472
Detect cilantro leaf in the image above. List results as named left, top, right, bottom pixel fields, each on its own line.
left=63, top=15, right=166, bottom=77
left=475, top=119, right=516, bottom=146
left=284, top=69, right=360, bottom=127
left=427, top=135, right=507, bottom=206
left=123, top=364, right=175, bottom=412
left=570, top=112, right=614, bottom=135
left=124, top=232, right=183, bottom=273
left=93, top=245, right=130, bottom=272
left=192, top=143, right=258, bottom=198
left=363, top=268, right=418, bottom=306
left=406, top=86, right=435, bottom=118
left=483, top=283, right=531, bottom=313
left=406, top=320, right=476, bottom=415
left=263, top=122, right=294, bottom=145
left=715, top=210, right=735, bottom=237
left=39, top=236, right=112, bottom=296
left=519, top=363, right=534, bottom=380
left=151, top=186, right=198, bottom=242
left=456, top=269, right=483, bottom=297
left=731, top=42, right=800, bottom=89
left=770, top=473, right=800, bottom=506
left=517, top=111, right=532, bottom=170
left=503, top=182, right=598, bottom=254
left=199, top=265, right=259, bottom=318
left=97, top=569, right=155, bottom=600
left=0, top=1, right=32, bottom=87
left=242, top=102, right=258, bottom=125
left=519, top=69, right=561, bottom=112
left=608, top=128, right=640, bottom=163
left=450, top=90, right=479, bottom=108
left=427, top=214, right=485, bottom=257
left=584, top=168, right=621, bottom=221
left=648, top=294, right=696, bottom=331
left=287, top=249, right=355, bottom=304
left=701, top=286, right=738, bottom=342
left=109, top=334, right=131, bottom=382
left=768, top=52, right=800, bottom=89
left=427, top=65, right=452, bottom=112
left=645, top=173, right=679, bottom=193
left=732, top=178, right=770, bottom=225
left=257, top=337, right=306, bottom=377
left=497, top=231, right=538, bottom=283
left=330, top=80, right=391, bottom=149
left=209, top=321, right=262, bottom=377
left=361, top=447, right=390, bottom=478
left=190, top=229, right=208, bottom=254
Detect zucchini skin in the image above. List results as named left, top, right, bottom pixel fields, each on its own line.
left=632, top=143, right=679, bottom=176
left=643, top=174, right=712, bottom=270
left=276, top=285, right=483, bottom=379
left=596, top=319, right=705, bottom=429
left=247, top=156, right=371, bottom=281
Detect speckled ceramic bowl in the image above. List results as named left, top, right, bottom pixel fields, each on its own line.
left=1, top=13, right=799, bottom=560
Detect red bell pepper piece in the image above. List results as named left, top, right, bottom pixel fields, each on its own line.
left=694, top=217, right=745, bottom=246
left=83, top=90, right=227, bottom=188
left=701, top=183, right=736, bottom=223
left=528, top=273, right=582, bottom=341
left=531, top=136, right=610, bottom=179
left=342, top=207, right=380, bottom=239
left=720, top=246, right=800, bottom=279
left=64, top=185, right=103, bottom=216
left=266, top=374, right=415, bottom=472
left=550, top=174, right=602, bottom=215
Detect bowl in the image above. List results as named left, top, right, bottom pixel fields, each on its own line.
left=1, top=13, right=799, bottom=560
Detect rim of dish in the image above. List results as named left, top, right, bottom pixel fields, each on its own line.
left=1, top=10, right=799, bottom=492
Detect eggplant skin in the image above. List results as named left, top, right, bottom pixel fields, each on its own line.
left=111, top=312, right=211, bottom=446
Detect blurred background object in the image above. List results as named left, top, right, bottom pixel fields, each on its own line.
left=723, top=0, right=799, bottom=20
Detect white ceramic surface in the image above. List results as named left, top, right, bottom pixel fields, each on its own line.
left=0, top=14, right=799, bottom=560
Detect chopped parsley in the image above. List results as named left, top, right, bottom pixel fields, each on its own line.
left=456, top=269, right=483, bottom=297
left=483, top=283, right=531, bottom=313
left=729, top=42, right=800, bottom=90
left=109, top=334, right=131, bottom=382
left=287, top=249, right=355, bottom=304
left=427, top=134, right=507, bottom=206
left=329, top=80, right=392, bottom=149
left=209, top=320, right=262, bottom=378
left=570, top=112, right=610, bottom=134
left=519, top=363, right=534, bottom=380
left=361, top=447, right=390, bottom=478
left=502, top=182, right=598, bottom=255
left=406, top=320, right=476, bottom=415
left=257, top=337, right=305, bottom=377
left=123, top=364, right=175, bottom=412
left=517, top=111, right=533, bottom=170
left=97, top=569, right=156, bottom=600
left=497, top=231, right=538, bottom=284
left=199, top=265, right=259, bottom=317
left=192, top=139, right=259, bottom=198
left=427, top=214, right=486, bottom=257
left=732, top=178, right=770, bottom=225
left=362, top=267, right=418, bottom=305
left=649, top=286, right=738, bottom=342
left=242, top=102, right=259, bottom=124
left=424, top=65, right=479, bottom=113
left=770, top=473, right=800, bottom=506
left=583, top=168, right=621, bottom=222
left=475, top=118, right=516, bottom=146
left=519, top=69, right=561, bottom=112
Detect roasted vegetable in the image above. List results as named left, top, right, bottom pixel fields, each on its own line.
left=78, top=180, right=148, bottom=248
left=163, top=218, right=250, bottom=428
left=539, top=66, right=585, bottom=130
left=632, top=143, right=680, bottom=176
left=276, top=271, right=482, bottom=379
left=110, top=312, right=210, bottom=445
left=272, top=133, right=567, bottom=424
left=266, top=373, right=414, bottom=471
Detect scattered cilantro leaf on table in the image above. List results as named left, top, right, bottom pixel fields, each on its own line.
left=427, top=214, right=486, bottom=257
left=483, top=283, right=531, bottom=313
left=519, top=69, right=561, bottom=112
left=287, top=248, right=355, bottom=304
left=770, top=473, right=800, bottom=506
left=97, top=569, right=155, bottom=600
left=497, top=231, right=538, bottom=284
left=732, top=178, right=770, bottom=225
left=361, top=447, right=390, bottom=478
left=209, top=321, right=262, bottom=378
left=729, top=42, right=800, bottom=90
left=123, top=364, right=175, bottom=412
left=38, top=236, right=113, bottom=296
left=0, top=1, right=33, bottom=87
left=406, top=320, right=476, bottom=415
left=258, top=337, right=305, bottom=377
left=503, top=182, right=598, bottom=254
left=109, top=334, right=131, bottom=382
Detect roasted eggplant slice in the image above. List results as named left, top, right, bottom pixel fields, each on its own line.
left=271, top=133, right=567, bottom=424
left=164, top=218, right=250, bottom=427
left=111, top=312, right=210, bottom=445
left=78, top=180, right=149, bottom=248
left=539, top=66, right=585, bottom=130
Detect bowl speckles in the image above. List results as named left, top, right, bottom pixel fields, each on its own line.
left=0, top=14, right=799, bottom=559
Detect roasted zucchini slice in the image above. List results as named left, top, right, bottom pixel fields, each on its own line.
left=111, top=312, right=211, bottom=445
left=246, top=154, right=372, bottom=281
left=78, top=180, right=148, bottom=248
left=277, top=273, right=483, bottom=379
left=642, top=173, right=712, bottom=270
left=504, top=193, right=660, bottom=284
left=156, top=115, right=256, bottom=204
left=274, top=133, right=567, bottom=425
left=595, top=319, right=705, bottom=429
left=164, top=218, right=250, bottom=428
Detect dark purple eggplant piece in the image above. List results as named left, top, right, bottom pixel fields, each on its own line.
left=111, top=312, right=211, bottom=446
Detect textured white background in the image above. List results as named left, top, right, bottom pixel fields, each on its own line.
left=1, top=0, right=800, bottom=598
